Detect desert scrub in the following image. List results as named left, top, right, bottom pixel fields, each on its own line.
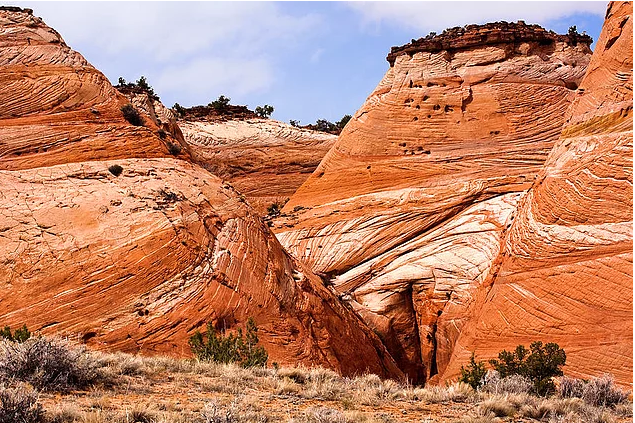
left=0, top=337, right=104, bottom=391
left=0, top=383, right=43, bottom=423
left=121, top=104, right=144, bottom=126
left=0, top=324, right=30, bottom=342
left=108, top=164, right=123, bottom=177
left=189, top=318, right=267, bottom=368
left=581, top=374, right=629, bottom=407
left=479, top=370, right=532, bottom=395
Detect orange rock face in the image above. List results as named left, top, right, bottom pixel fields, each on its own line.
left=0, top=8, right=177, bottom=170
left=275, top=22, right=593, bottom=382
left=0, top=7, right=402, bottom=379
left=444, top=1, right=633, bottom=387
left=179, top=118, right=336, bottom=215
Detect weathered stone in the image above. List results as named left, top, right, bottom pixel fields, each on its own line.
left=443, top=1, right=633, bottom=387
left=275, top=22, right=593, bottom=383
left=180, top=118, right=336, bottom=215
left=0, top=7, right=403, bottom=379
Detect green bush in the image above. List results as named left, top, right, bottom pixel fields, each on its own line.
left=172, top=103, right=186, bottom=118
left=459, top=352, right=486, bottom=390
left=489, top=341, right=566, bottom=396
left=108, top=164, right=123, bottom=177
left=336, top=114, right=352, bottom=130
left=166, top=141, right=182, bottom=156
left=189, top=317, right=268, bottom=368
left=0, top=325, right=30, bottom=343
left=209, top=95, right=231, bottom=112
left=315, top=119, right=337, bottom=133
left=121, top=104, right=144, bottom=126
left=255, top=104, right=274, bottom=118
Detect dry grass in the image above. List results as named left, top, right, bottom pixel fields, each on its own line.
left=0, top=347, right=622, bottom=423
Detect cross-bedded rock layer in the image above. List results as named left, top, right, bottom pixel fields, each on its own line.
left=179, top=118, right=336, bottom=215
left=275, top=22, right=594, bottom=382
left=0, top=8, right=180, bottom=169
left=443, top=1, right=633, bottom=387
left=0, top=7, right=402, bottom=379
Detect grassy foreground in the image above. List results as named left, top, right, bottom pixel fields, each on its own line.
left=34, top=351, right=632, bottom=423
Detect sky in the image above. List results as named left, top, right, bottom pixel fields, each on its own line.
left=17, top=1, right=607, bottom=125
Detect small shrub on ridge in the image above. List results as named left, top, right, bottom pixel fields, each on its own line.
left=121, top=104, right=144, bottom=126
left=108, top=164, right=123, bottom=177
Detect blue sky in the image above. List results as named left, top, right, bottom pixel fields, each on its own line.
left=19, top=2, right=606, bottom=124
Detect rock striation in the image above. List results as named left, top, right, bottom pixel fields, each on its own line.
left=275, top=22, right=593, bottom=382
left=443, top=1, right=633, bottom=387
left=0, top=8, right=178, bottom=170
left=179, top=117, right=336, bottom=215
left=0, top=7, right=402, bottom=379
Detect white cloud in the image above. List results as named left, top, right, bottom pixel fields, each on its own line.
left=155, top=57, right=274, bottom=102
left=347, top=1, right=607, bottom=33
left=17, top=2, right=320, bottom=102
left=25, top=2, right=320, bottom=62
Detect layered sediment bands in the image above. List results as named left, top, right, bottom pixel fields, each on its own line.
left=0, top=159, right=401, bottom=378
left=128, top=92, right=187, bottom=146
left=0, top=8, right=403, bottom=379
left=275, top=24, right=592, bottom=382
left=444, top=1, right=633, bottom=387
left=180, top=119, right=336, bottom=214
left=0, top=9, right=173, bottom=170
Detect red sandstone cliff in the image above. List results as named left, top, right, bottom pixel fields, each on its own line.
left=443, top=1, right=633, bottom=387
left=0, top=7, right=402, bottom=379
left=178, top=117, right=337, bottom=216
left=274, top=21, right=594, bottom=383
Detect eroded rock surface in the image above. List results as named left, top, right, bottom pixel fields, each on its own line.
left=180, top=118, right=336, bottom=215
left=444, top=1, right=633, bottom=387
left=0, top=7, right=402, bottom=379
left=275, top=23, right=593, bottom=382
left=0, top=8, right=176, bottom=169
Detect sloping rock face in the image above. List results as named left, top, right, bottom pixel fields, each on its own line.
left=444, top=1, right=633, bottom=387
left=180, top=118, right=336, bottom=215
left=0, top=8, right=176, bottom=170
left=127, top=91, right=188, bottom=147
left=275, top=22, right=592, bottom=382
left=0, top=7, right=402, bottom=379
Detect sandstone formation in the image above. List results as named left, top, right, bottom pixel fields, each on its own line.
left=443, top=1, right=633, bottom=386
left=179, top=117, right=336, bottom=215
left=275, top=22, right=593, bottom=382
left=0, top=8, right=180, bottom=170
left=0, top=7, right=403, bottom=379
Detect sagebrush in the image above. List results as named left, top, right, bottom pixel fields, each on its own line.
left=0, top=383, right=43, bottom=423
left=0, top=337, right=103, bottom=391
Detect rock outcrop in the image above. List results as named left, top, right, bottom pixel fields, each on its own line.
left=443, top=1, right=633, bottom=386
left=0, top=7, right=402, bottom=379
left=179, top=118, right=336, bottom=215
left=275, top=22, right=593, bottom=382
left=0, top=8, right=178, bottom=170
